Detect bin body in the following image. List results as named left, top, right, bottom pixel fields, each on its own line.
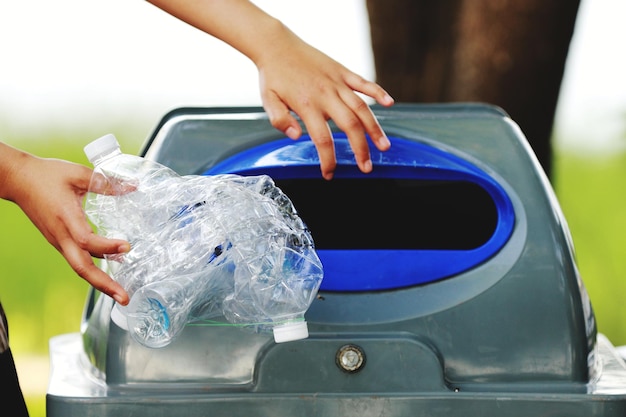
left=47, top=103, right=626, bottom=416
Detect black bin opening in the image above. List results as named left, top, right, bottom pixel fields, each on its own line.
left=275, top=178, right=498, bottom=250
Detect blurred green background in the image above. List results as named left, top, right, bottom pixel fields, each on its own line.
left=0, top=129, right=625, bottom=417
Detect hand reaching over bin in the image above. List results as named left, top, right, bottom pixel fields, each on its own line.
left=145, top=0, right=395, bottom=180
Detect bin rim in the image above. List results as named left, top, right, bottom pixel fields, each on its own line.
left=204, top=135, right=515, bottom=291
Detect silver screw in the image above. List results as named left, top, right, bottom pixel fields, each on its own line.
left=336, top=344, right=366, bottom=373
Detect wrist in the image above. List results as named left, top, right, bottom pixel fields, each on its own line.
left=245, top=17, right=299, bottom=68
left=0, top=142, right=34, bottom=203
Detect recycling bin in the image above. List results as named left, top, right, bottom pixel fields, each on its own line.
left=47, top=103, right=626, bottom=416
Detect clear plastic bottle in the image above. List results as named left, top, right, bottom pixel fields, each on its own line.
left=83, top=133, right=179, bottom=243
left=83, top=134, right=323, bottom=348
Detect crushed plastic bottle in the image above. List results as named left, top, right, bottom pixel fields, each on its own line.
left=83, top=134, right=323, bottom=348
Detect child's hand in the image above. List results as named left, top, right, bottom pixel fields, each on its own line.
left=0, top=144, right=130, bottom=305
left=257, top=27, right=394, bottom=179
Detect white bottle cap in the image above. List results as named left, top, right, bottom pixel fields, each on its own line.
left=273, top=321, right=309, bottom=343
left=110, top=304, right=129, bottom=331
left=84, top=134, right=120, bottom=164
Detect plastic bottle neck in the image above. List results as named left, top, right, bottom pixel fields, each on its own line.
left=84, top=134, right=124, bottom=167
left=90, top=147, right=122, bottom=168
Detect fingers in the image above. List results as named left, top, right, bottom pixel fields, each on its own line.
left=296, top=90, right=392, bottom=179
left=299, top=112, right=337, bottom=180
left=263, top=90, right=302, bottom=140
left=343, top=71, right=395, bottom=108
left=59, top=237, right=130, bottom=305
left=264, top=89, right=392, bottom=178
left=60, top=197, right=130, bottom=304
left=85, top=234, right=131, bottom=259
left=336, top=90, right=393, bottom=167
left=88, top=172, right=137, bottom=196
left=340, top=73, right=393, bottom=154
left=260, top=61, right=394, bottom=179
left=262, top=70, right=394, bottom=179
left=313, top=97, right=372, bottom=175
left=263, top=89, right=336, bottom=179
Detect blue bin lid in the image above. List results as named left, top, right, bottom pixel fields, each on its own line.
left=204, top=134, right=515, bottom=292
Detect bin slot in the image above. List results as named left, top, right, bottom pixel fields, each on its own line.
left=275, top=178, right=497, bottom=250
left=203, top=135, right=515, bottom=291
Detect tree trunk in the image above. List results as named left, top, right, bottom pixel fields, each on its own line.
left=366, top=0, right=581, bottom=178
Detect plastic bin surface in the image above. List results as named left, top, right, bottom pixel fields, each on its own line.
left=47, top=103, right=626, bottom=417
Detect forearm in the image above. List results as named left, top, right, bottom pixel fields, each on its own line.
left=0, top=142, right=32, bottom=203
left=146, top=0, right=294, bottom=67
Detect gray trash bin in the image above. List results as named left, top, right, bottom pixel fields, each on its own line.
left=47, top=103, right=626, bottom=416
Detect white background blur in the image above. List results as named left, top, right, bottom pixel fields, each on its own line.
left=0, top=0, right=625, bottom=153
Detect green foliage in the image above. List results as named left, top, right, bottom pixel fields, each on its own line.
left=553, top=150, right=626, bottom=346
left=25, top=395, right=45, bottom=417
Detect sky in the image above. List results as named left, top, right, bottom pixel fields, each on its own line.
left=0, top=0, right=625, bottom=153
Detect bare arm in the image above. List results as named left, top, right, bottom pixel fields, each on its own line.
left=146, top=0, right=394, bottom=179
